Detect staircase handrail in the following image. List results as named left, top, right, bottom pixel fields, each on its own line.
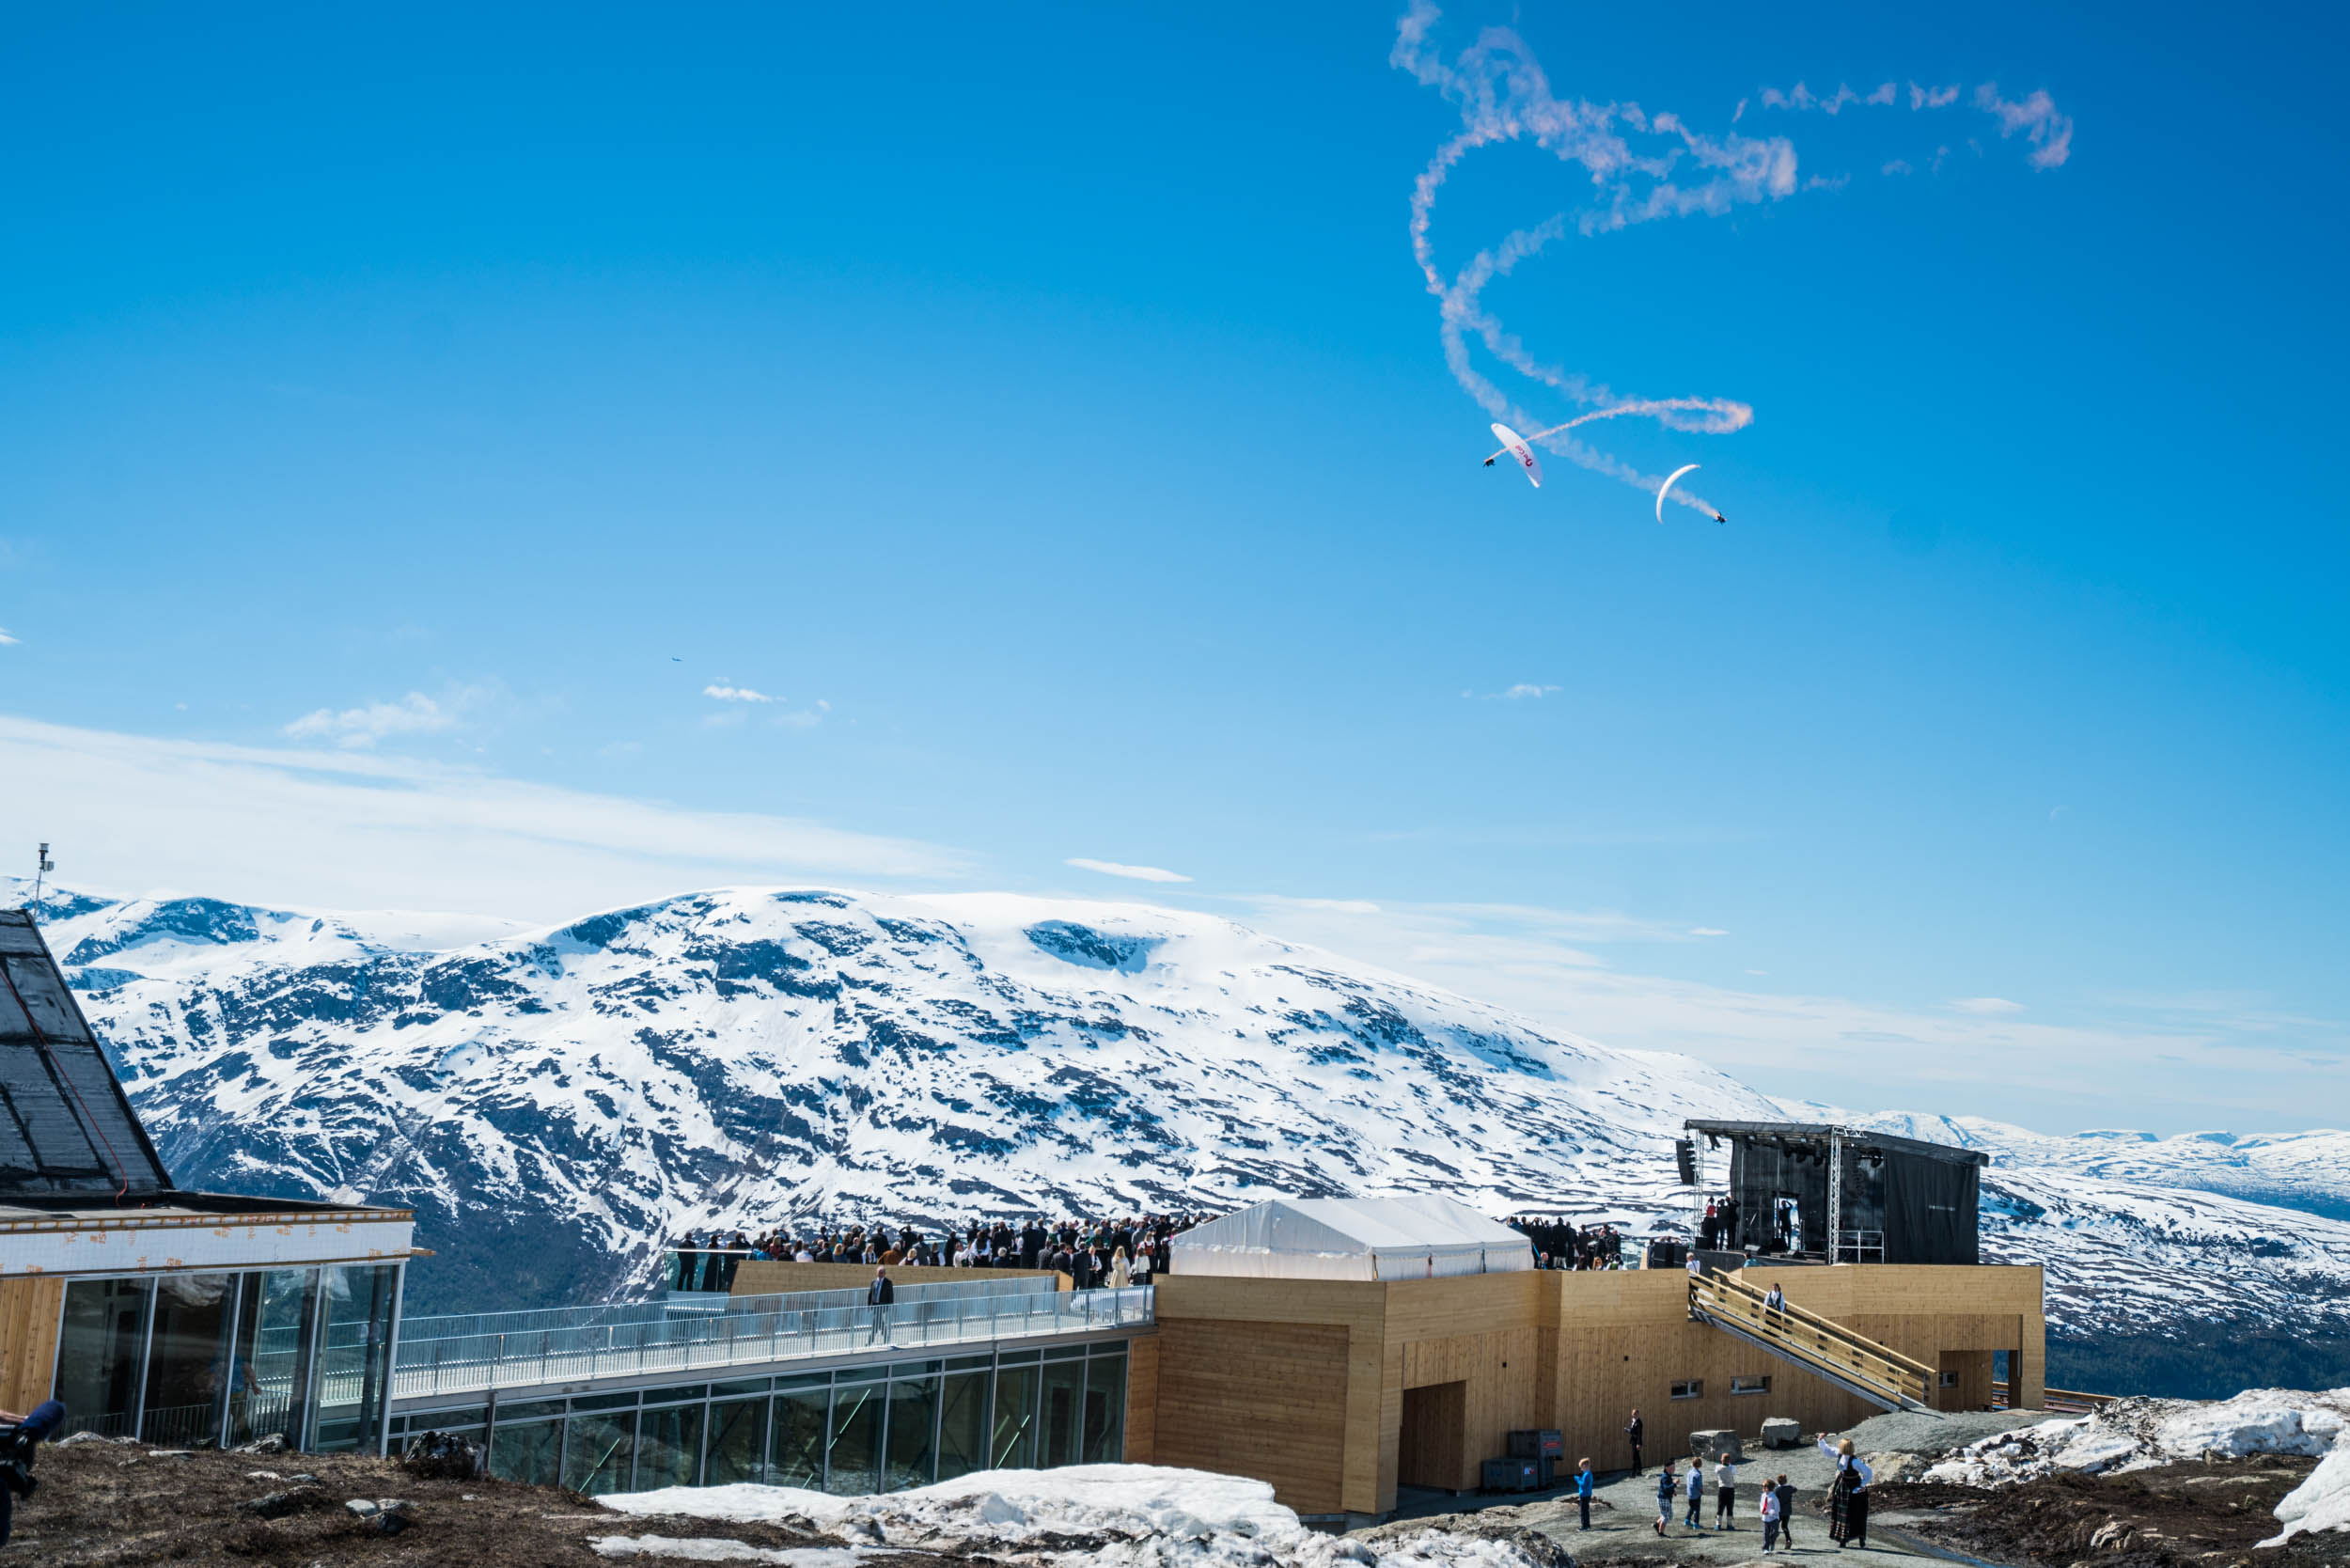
left=1687, top=1276, right=1932, bottom=1407
left=1698, top=1271, right=1937, bottom=1381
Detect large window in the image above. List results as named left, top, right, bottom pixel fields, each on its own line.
left=825, top=1377, right=885, bottom=1495
left=884, top=1372, right=938, bottom=1491
left=1080, top=1348, right=1126, bottom=1463
left=563, top=1411, right=636, bottom=1495
left=141, top=1273, right=236, bottom=1448
left=312, top=1263, right=398, bottom=1452
left=771, top=1381, right=830, bottom=1489
left=442, top=1338, right=1137, bottom=1497
left=936, top=1368, right=991, bottom=1482
left=229, top=1269, right=321, bottom=1449
left=491, top=1419, right=563, bottom=1487
left=637, top=1404, right=704, bottom=1491
left=991, top=1363, right=1039, bottom=1469
left=54, top=1278, right=149, bottom=1439
left=1038, top=1357, right=1084, bottom=1468
left=705, top=1399, right=767, bottom=1486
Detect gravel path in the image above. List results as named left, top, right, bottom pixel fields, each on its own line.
left=1841, top=1409, right=2049, bottom=1460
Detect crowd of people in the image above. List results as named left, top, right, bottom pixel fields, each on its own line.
left=680, top=1203, right=1765, bottom=1289
left=673, top=1211, right=1224, bottom=1291
left=1505, top=1215, right=1630, bottom=1270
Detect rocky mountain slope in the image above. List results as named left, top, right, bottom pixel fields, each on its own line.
left=25, top=885, right=2350, bottom=1393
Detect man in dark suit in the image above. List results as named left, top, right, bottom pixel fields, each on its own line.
left=865, top=1267, right=896, bottom=1344
left=1625, top=1407, right=1645, bottom=1474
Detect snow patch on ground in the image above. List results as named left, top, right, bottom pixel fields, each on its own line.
left=590, top=1541, right=866, bottom=1565
left=602, top=1465, right=1557, bottom=1568
left=1919, top=1388, right=2350, bottom=1486
left=2264, top=1434, right=2350, bottom=1545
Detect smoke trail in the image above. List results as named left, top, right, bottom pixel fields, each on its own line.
left=1397, top=3, right=2069, bottom=518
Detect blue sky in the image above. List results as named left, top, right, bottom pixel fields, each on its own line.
left=2, top=3, right=2342, bottom=1134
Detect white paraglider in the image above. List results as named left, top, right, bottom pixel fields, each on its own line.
left=1482, top=423, right=1543, bottom=488
left=1654, top=463, right=1727, bottom=524
left=1656, top=463, right=1699, bottom=522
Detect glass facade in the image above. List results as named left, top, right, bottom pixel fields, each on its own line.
left=47, top=1263, right=401, bottom=1450
left=391, top=1340, right=1133, bottom=1497
left=53, top=1278, right=150, bottom=1438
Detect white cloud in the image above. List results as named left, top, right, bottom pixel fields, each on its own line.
left=1974, top=82, right=2074, bottom=169
left=1226, top=895, right=2324, bottom=1125
left=1881, top=159, right=1914, bottom=177
left=1689, top=927, right=1729, bottom=937
left=0, top=628, right=18, bottom=646
left=1469, top=683, right=1561, bottom=701
left=283, top=691, right=456, bottom=748
left=0, top=713, right=964, bottom=921
left=1950, top=996, right=2027, bottom=1014
left=703, top=683, right=775, bottom=703
left=1066, top=857, right=1192, bottom=885
left=1911, top=83, right=1960, bottom=110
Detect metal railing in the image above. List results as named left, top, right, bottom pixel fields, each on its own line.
left=400, top=1274, right=1051, bottom=1347
left=1688, top=1272, right=1934, bottom=1411
left=1991, top=1380, right=2114, bottom=1415
left=1833, top=1229, right=1887, bottom=1264
left=392, top=1284, right=1152, bottom=1401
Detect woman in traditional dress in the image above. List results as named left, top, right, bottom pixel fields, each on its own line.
left=1818, top=1435, right=1873, bottom=1546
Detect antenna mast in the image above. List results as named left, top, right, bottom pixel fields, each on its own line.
left=31, top=842, right=53, bottom=914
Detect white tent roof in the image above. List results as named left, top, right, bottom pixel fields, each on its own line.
left=1169, top=1195, right=1534, bottom=1280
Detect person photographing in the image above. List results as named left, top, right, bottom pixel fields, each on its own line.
left=0, top=1402, right=65, bottom=1549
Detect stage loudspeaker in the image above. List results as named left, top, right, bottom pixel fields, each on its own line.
left=1675, top=1137, right=1699, bottom=1185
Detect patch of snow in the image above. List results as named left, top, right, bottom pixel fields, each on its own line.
left=1919, top=1388, right=2350, bottom=1487
left=590, top=1539, right=865, bottom=1565
left=2264, top=1433, right=2350, bottom=1545
left=602, top=1465, right=1557, bottom=1568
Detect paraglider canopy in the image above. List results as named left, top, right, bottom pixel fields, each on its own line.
left=1487, top=424, right=1543, bottom=488
left=1656, top=463, right=1700, bottom=523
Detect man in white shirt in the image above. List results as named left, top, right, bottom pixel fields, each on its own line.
left=1715, top=1453, right=1738, bottom=1529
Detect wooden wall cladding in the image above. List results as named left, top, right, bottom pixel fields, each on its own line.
left=1123, top=1333, right=1160, bottom=1464
left=1155, top=1262, right=2047, bottom=1515
left=0, top=1276, right=62, bottom=1414
left=1152, top=1317, right=1355, bottom=1514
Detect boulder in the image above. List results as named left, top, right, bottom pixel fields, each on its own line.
left=400, top=1429, right=480, bottom=1481
left=238, top=1485, right=324, bottom=1520
left=1761, top=1418, right=1803, bottom=1450
left=1691, top=1428, right=1744, bottom=1464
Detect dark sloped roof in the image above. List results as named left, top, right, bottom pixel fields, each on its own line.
left=0, top=908, right=172, bottom=1195
left=1683, top=1118, right=1990, bottom=1167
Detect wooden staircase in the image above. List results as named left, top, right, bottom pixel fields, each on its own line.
left=1686, top=1272, right=1938, bottom=1415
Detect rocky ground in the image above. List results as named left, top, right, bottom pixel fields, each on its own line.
left=1, top=1437, right=879, bottom=1567
left=1883, top=1454, right=2328, bottom=1568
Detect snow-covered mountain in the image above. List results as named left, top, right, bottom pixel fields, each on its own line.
left=26, top=884, right=2350, bottom=1394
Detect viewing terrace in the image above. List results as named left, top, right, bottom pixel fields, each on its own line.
left=392, top=1275, right=1154, bottom=1403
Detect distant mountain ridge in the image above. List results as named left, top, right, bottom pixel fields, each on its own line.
left=24, top=883, right=2350, bottom=1395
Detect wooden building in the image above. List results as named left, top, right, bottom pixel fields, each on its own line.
left=1135, top=1198, right=2044, bottom=1520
